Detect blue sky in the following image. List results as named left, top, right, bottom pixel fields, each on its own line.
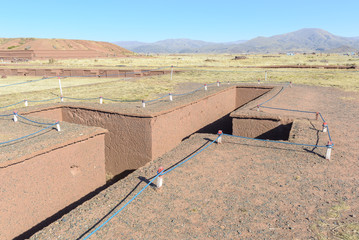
left=1, top=0, right=358, bottom=42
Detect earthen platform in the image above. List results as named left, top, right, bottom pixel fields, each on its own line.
left=0, top=117, right=107, bottom=240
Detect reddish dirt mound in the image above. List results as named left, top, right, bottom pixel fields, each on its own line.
left=0, top=38, right=132, bottom=59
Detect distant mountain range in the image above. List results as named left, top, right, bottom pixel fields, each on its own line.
left=113, top=39, right=248, bottom=54
left=114, top=29, right=359, bottom=54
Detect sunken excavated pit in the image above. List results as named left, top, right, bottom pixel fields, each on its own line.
left=231, top=116, right=294, bottom=140
left=2, top=84, right=300, bottom=239
left=24, top=85, right=274, bottom=178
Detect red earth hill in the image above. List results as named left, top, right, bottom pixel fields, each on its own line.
left=0, top=38, right=133, bottom=60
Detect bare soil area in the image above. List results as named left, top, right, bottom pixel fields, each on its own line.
left=29, top=85, right=359, bottom=240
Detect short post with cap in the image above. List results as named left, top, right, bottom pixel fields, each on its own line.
left=56, top=121, right=61, bottom=131
left=13, top=111, right=18, bottom=122
left=326, top=141, right=333, bottom=160
left=170, top=65, right=173, bottom=81
left=322, top=122, right=328, bottom=132
left=156, top=166, right=164, bottom=188
left=58, top=76, right=63, bottom=97
left=217, top=130, right=223, bottom=144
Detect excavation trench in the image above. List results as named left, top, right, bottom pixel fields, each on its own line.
left=1, top=85, right=298, bottom=239
left=24, top=86, right=277, bottom=178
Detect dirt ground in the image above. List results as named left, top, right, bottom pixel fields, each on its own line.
left=29, top=84, right=359, bottom=240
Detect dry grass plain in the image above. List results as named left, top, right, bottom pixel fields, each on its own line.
left=1, top=54, right=358, bottom=112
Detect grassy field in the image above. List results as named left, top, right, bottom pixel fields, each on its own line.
left=0, top=54, right=358, bottom=111
left=28, top=53, right=358, bottom=68
left=1, top=53, right=358, bottom=69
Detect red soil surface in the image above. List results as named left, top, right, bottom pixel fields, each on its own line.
left=29, top=85, right=359, bottom=239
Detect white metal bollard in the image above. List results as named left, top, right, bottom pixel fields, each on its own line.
left=156, top=166, right=164, bottom=188
left=100, top=96, right=103, bottom=104
left=58, top=77, right=63, bottom=97
left=24, top=100, right=28, bottom=107
left=257, top=105, right=260, bottom=112
left=169, top=93, right=173, bottom=101
left=217, top=130, right=223, bottom=144
left=258, top=79, right=260, bottom=84
left=13, top=111, right=18, bottom=122
left=60, top=96, right=64, bottom=102
left=217, top=80, right=220, bottom=87
left=326, top=141, right=333, bottom=160
left=170, top=65, right=173, bottom=81
left=142, top=100, right=146, bottom=108
left=322, top=122, right=328, bottom=132
left=56, top=121, right=61, bottom=131
left=204, top=84, right=207, bottom=91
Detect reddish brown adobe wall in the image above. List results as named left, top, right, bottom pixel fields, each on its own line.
left=231, top=86, right=294, bottom=139
left=232, top=117, right=293, bottom=139
left=26, top=107, right=63, bottom=121
left=62, top=108, right=153, bottom=176
left=0, top=50, right=34, bottom=60
left=0, top=133, right=106, bottom=240
left=0, top=50, right=118, bottom=60
left=24, top=107, right=152, bottom=176
left=151, top=87, right=270, bottom=159
left=236, top=87, right=271, bottom=107
left=0, top=68, right=173, bottom=77
left=24, top=86, right=272, bottom=178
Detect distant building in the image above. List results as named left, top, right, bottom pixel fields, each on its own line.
left=286, top=52, right=295, bottom=56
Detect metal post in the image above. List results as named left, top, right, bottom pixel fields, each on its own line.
left=58, top=77, right=63, bottom=97
left=170, top=65, right=173, bottom=81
